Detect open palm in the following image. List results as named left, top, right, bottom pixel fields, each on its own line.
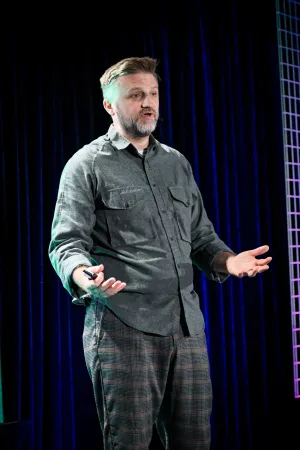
left=227, top=245, right=272, bottom=278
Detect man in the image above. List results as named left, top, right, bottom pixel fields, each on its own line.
left=49, top=57, right=271, bottom=449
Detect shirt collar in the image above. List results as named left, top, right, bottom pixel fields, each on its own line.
left=106, top=124, right=158, bottom=150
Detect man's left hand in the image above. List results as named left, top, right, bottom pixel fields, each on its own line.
left=226, top=245, right=272, bottom=278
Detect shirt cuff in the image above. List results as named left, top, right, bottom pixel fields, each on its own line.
left=62, top=256, right=92, bottom=299
left=192, top=245, right=235, bottom=283
left=209, top=250, right=235, bottom=283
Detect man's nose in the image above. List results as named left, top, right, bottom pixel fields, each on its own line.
left=141, top=94, right=155, bottom=108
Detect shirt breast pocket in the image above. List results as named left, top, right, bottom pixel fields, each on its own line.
left=102, top=188, right=156, bottom=247
left=169, top=186, right=192, bottom=243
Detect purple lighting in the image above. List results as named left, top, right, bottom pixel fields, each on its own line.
left=277, top=0, right=300, bottom=398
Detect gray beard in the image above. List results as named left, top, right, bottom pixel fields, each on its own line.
left=116, top=110, right=158, bottom=138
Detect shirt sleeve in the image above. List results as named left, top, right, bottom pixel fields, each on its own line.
left=48, top=149, right=97, bottom=298
left=186, top=161, right=234, bottom=283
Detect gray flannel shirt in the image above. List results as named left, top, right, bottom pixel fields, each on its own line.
left=49, top=124, right=233, bottom=336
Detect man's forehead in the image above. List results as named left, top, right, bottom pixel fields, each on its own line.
left=117, top=73, right=158, bottom=90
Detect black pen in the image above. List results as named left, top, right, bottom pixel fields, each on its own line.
left=83, top=269, right=98, bottom=280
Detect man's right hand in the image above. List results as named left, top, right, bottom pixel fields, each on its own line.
left=72, top=264, right=127, bottom=299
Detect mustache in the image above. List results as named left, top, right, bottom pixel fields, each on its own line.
left=139, top=110, right=155, bottom=116
left=138, top=111, right=163, bottom=121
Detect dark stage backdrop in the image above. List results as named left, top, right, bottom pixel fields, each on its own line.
left=0, top=1, right=298, bottom=449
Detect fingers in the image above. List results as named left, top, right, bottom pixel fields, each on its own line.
left=86, top=262, right=127, bottom=299
left=257, top=265, right=269, bottom=274
left=255, top=256, right=272, bottom=266
left=100, top=281, right=127, bottom=298
left=248, top=265, right=269, bottom=277
left=89, top=275, right=127, bottom=298
left=84, top=264, right=104, bottom=283
left=93, top=264, right=104, bottom=273
left=248, top=245, right=270, bottom=257
left=93, top=271, right=105, bottom=286
left=247, top=268, right=257, bottom=277
left=101, top=277, right=116, bottom=289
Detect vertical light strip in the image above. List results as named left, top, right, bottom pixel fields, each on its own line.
left=0, top=353, right=3, bottom=422
left=0, top=83, right=4, bottom=423
left=276, top=0, right=300, bottom=398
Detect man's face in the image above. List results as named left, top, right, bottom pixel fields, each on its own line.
left=109, top=72, right=160, bottom=139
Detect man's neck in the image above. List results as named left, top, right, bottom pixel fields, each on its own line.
left=114, top=123, right=150, bottom=151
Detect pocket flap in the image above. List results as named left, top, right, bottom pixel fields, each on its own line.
left=168, top=187, right=190, bottom=207
left=102, top=188, right=145, bottom=209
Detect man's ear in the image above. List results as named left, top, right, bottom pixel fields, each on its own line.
left=103, top=99, right=115, bottom=116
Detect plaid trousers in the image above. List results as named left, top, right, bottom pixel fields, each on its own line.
left=83, top=300, right=212, bottom=450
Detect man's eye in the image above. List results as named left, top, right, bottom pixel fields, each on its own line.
left=130, top=92, right=157, bottom=99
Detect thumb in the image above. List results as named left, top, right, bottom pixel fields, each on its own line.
left=248, top=245, right=269, bottom=257
left=92, top=264, right=104, bottom=273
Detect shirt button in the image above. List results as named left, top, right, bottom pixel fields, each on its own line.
left=177, top=264, right=180, bottom=269
left=153, top=183, right=157, bottom=187
left=170, top=236, right=174, bottom=241
left=161, top=209, right=166, bottom=213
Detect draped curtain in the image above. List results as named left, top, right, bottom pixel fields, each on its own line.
left=1, top=1, right=298, bottom=449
